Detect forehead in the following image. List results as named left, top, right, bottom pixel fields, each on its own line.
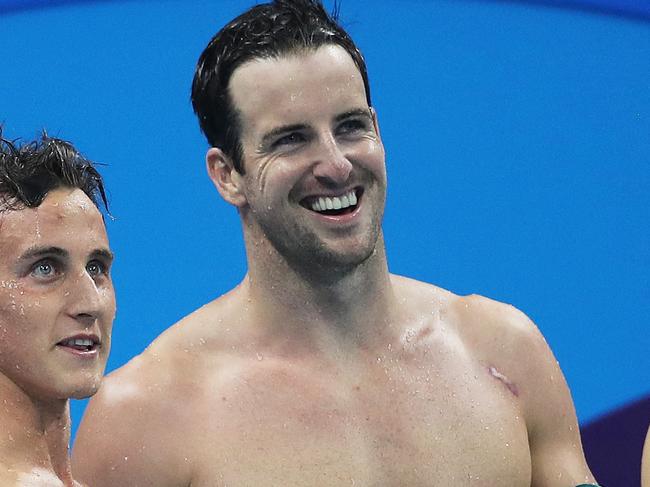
left=0, top=188, right=108, bottom=257
left=229, top=45, right=368, bottom=136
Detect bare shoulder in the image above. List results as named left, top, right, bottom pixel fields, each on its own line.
left=391, top=274, right=565, bottom=415
left=446, top=292, right=549, bottom=377
left=72, top=348, right=192, bottom=486
left=391, top=274, right=540, bottom=349
left=445, top=291, right=594, bottom=482
left=72, top=292, right=240, bottom=487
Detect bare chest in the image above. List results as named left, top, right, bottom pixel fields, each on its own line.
left=187, top=355, right=531, bottom=487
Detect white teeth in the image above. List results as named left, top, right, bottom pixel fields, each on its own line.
left=309, top=190, right=358, bottom=213
left=62, top=338, right=94, bottom=347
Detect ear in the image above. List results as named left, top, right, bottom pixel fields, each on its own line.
left=206, top=147, right=247, bottom=207
left=369, top=107, right=383, bottom=140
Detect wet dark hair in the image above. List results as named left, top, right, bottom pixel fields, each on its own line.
left=191, top=0, right=371, bottom=174
left=0, top=128, right=109, bottom=213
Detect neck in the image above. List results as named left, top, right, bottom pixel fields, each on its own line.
left=0, top=374, right=76, bottom=486
left=243, top=231, right=399, bottom=352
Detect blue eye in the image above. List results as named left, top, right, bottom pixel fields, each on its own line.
left=86, top=260, right=106, bottom=277
left=273, top=132, right=305, bottom=148
left=31, top=260, right=58, bottom=279
left=337, top=119, right=366, bottom=135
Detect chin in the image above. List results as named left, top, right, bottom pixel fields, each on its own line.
left=68, top=386, right=100, bottom=400
left=60, top=372, right=103, bottom=400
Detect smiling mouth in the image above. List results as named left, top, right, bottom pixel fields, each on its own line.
left=301, top=188, right=362, bottom=216
left=57, top=337, right=100, bottom=353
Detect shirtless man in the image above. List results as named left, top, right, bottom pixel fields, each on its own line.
left=0, top=131, right=115, bottom=486
left=73, top=1, right=597, bottom=485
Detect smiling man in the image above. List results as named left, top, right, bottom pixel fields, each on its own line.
left=0, top=131, right=115, bottom=486
left=73, top=1, right=597, bottom=486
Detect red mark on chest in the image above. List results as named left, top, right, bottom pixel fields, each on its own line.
left=487, top=365, right=519, bottom=397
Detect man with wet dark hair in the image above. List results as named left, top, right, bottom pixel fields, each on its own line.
left=191, top=0, right=370, bottom=175
left=74, top=1, right=598, bottom=485
left=0, top=130, right=115, bottom=486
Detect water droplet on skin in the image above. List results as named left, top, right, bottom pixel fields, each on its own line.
left=405, top=329, right=416, bottom=342
left=376, top=356, right=381, bottom=363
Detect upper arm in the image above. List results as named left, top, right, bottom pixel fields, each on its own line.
left=642, top=425, right=650, bottom=487
left=506, top=308, right=597, bottom=486
left=72, top=365, right=192, bottom=487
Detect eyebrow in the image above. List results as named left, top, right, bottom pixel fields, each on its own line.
left=90, top=248, right=115, bottom=263
left=334, top=108, right=373, bottom=123
left=18, top=246, right=114, bottom=263
left=18, top=246, right=68, bottom=262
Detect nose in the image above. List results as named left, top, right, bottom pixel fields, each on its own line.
left=311, top=134, right=353, bottom=185
left=65, top=271, right=104, bottom=327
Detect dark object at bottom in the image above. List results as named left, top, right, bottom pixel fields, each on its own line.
left=581, top=394, right=650, bottom=487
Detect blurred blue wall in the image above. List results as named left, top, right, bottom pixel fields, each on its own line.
left=1, top=0, right=648, bottom=440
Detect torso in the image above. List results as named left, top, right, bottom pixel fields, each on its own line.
left=0, top=466, right=79, bottom=487
left=135, top=276, right=533, bottom=486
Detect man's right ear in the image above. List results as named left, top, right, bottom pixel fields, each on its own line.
left=206, top=147, right=247, bottom=207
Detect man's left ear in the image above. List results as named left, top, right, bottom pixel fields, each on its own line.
left=370, top=107, right=382, bottom=139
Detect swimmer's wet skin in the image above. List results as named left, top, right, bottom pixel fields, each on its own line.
left=70, top=1, right=601, bottom=485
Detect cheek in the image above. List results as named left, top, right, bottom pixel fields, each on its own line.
left=249, top=163, right=301, bottom=206
left=103, top=290, right=117, bottom=330
left=0, top=290, right=30, bottom=332
left=0, top=289, right=56, bottom=336
left=360, top=140, right=386, bottom=177
left=0, top=298, right=52, bottom=375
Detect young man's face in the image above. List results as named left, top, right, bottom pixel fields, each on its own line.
left=224, top=44, right=387, bottom=271
left=0, top=187, right=115, bottom=401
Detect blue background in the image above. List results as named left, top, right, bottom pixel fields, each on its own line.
left=1, top=0, right=648, bottom=441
